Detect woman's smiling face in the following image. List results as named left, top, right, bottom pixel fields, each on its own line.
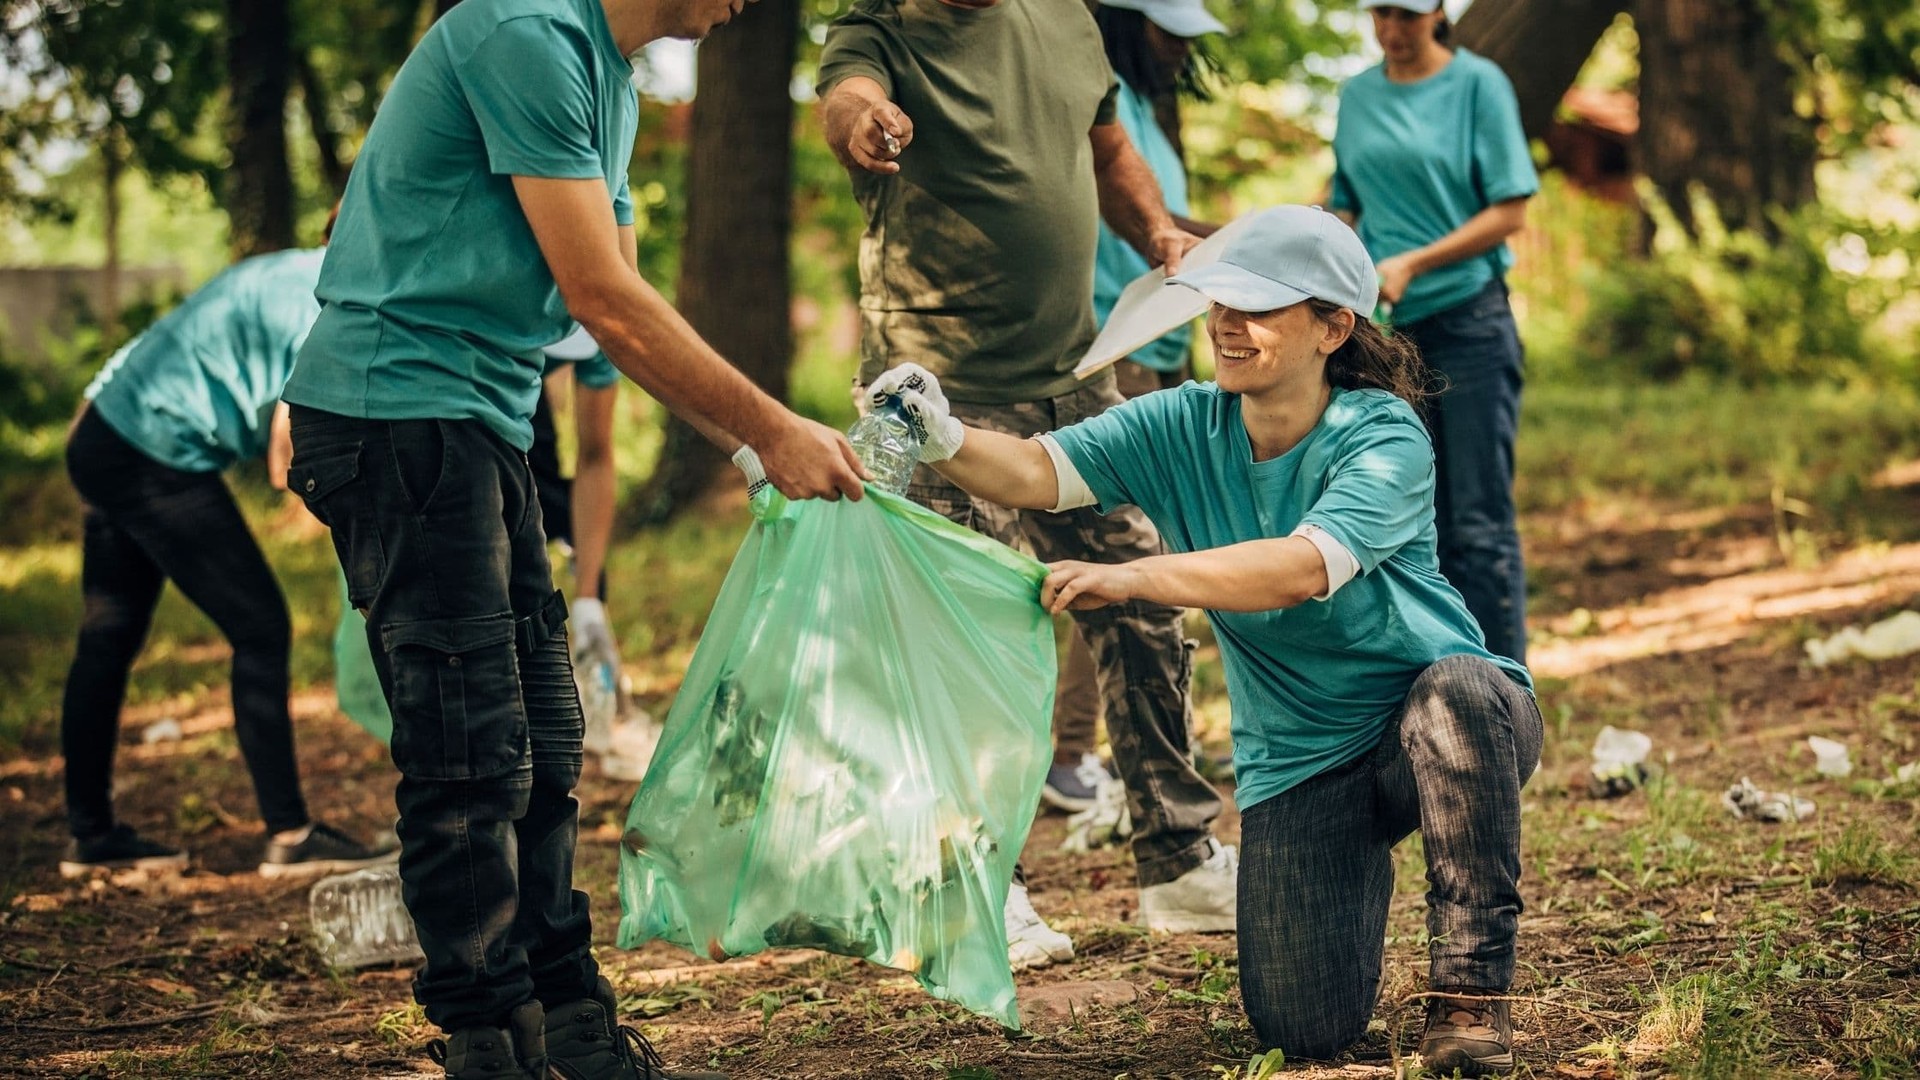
left=1207, top=301, right=1346, bottom=397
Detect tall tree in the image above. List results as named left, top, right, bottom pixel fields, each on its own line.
left=1634, top=0, right=1816, bottom=235
left=637, top=0, right=800, bottom=521
left=1452, top=0, right=1630, bottom=140
left=226, top=0, right=295, bottom=255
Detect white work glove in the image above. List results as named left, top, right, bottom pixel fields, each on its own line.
left=866, top=363, right=966, bottom=463
left=731, top=444, right=770, bottom=497
left=569, top=597, right=619, bottom=677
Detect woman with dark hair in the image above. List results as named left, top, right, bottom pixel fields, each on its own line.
left=869, top=206, right=1541, bottom=1074
left=1331, top=0, right=1538, bottom=666
left=1043, top=0, right=1230, bottom=817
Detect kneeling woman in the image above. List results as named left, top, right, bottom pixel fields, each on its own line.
left=870, top=205, right=1541, bottom=1074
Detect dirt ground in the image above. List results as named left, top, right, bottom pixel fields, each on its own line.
left=2, top=500, right=1917, bottom=1079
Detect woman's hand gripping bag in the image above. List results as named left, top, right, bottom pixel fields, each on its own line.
left=616, top=484, right=1056, bottom=1028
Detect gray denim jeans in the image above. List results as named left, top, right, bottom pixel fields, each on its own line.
left=1237, top=655, right=1543, bottom=1058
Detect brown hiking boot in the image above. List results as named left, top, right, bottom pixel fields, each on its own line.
left=1419, top=991, right=1514, bottom=1077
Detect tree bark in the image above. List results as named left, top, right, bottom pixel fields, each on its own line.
left=1634, top=0, right=1816, bottom=235
left=636, top=0, right=800, bottom=522
left=1452, top=0, right=1630, bottom=141
left=226, top=0, right=295, bottom=256
left=296, top=52, right=349, bottom=199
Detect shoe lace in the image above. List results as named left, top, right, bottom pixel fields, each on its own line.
left=1430, top=995, right=1496, bottom=1030
left=617, top=1024, right=667, bottom=1071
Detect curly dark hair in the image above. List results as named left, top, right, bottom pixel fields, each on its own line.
left=1094, top=7, right=1219, bottom=102
left=1306, top=299, right=1433, bottom=409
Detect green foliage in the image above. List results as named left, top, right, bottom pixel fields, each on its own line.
left=0, top=0, right=227, bottom=203
left=1575, top=186, right=1920, bottom=385
left=1764, top=0, right=1920, bottom=153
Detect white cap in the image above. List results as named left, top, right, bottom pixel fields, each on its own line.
left=1166, top=206, right=1378, bottom=315
left=1360, top=0, right=1445, bottom=12
left=1100, top=0, right=1227, bottom=38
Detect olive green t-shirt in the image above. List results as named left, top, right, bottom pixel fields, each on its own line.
left=819, top=0, right=1118, bottom=404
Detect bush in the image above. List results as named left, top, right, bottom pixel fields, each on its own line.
left=1576, top=186, right=1920, bottom=385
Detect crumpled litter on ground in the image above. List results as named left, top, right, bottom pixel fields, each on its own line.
left=1807, top=736, right=1852, bottom=778
left=1588, top=725, right=1653, bottom=798
left=598, top=710, right=660, bottom=782
left=1061, top=775, right=1132, bottom=853
left=1723, top=776, right=1816, bottom=823
left=1804, top=610, right=1920, bottom=667
left=141, top=717, right=183, bottom=745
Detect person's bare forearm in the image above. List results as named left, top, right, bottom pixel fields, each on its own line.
left=570, top=384, right=617, bottom=601
left=1130, top=538, right=1328, bottom=612
left=1092, top=124, right=1180, bottom=261
left=1397, top=198, right=1528, bottom=276
left=930, top=427, right=1059, bottom=511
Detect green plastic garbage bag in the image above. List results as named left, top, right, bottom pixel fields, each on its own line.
left=332, top=571, right=392, bottom=744
left=616, top=485, right=1056, bottom=1029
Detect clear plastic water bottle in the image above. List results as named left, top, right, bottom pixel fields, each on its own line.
left=846, top=396, right=923, bottom=496
left=578, top=659, right=617, bottom=755
left=309, top=865, right=423, bottom=969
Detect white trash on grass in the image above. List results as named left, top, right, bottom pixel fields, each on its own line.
left=1804, top=610, right=1920, bottom=667
left=1588, top=725, right=1653, bottom=797
left=141, top=717, right=183, bottom=745
left=1060, top=776, right=1132, bottom=854
left=599, top=710, right=661, bottom=782
left=1807, top=736, right=1853, bottom=778
left=1723, top=777, right=1816, bottom=823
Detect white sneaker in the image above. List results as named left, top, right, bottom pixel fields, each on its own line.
left=1138, top=839, right=1237, bottom=933
left=1004, top=882, right=1075, bottom=971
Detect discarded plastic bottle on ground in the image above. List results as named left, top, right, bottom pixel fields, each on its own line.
left=847, top=396, right=923, bottom=496
left=578, top=659, right=618, bottom=756
left=310, top=865, right=423, bottom=969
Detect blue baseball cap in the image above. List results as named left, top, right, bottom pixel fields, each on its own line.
left=1100, top=0, right=1228, bottom=38
left=1165, top=205, right=1379, bottom=315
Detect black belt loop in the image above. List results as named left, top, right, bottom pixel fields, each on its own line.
left=515, top=589, right=570, bottom=656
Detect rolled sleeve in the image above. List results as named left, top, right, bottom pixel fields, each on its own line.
left=818, top=21, right=896, bottom=99
left=1471, top=64, right=1539, bottom=204
left=1297, top=416, right=1434, bottom=576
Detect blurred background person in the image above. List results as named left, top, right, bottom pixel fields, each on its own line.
left=1329, top=0, right=1538, bottom=663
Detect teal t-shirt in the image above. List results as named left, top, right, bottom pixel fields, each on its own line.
left=86, top=248, right=325, bottom=473
left=541, top=349, right=618, bottom=389
left=281, top=0, right=638, bottom=452
left=1050, top=383, right=1532, bottom=810
left=1329, top=49, right=1538, bottom=326
left=1093, top=81, right=1191, bottom=374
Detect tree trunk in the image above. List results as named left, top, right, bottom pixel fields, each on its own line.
left=226, top=0, right=295, bottom=256
left=1634, top=0, right=1816, bottom=235
left=296, top=52, right=350, bottom=199
left=636, top=0, right=800, bottom=522
left=1452, top=0, right=1630, bottom=141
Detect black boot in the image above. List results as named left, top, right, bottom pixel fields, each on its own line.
left=426, top=1001, right=549, bottom=1079
left=545, top=976, right=725, bottom=1079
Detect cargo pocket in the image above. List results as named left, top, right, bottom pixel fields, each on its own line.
left=286, top=445, right=363, bottom=527
left=381, top=614, right=528, bottom=781
left=288, top=444, right=385, bottom=608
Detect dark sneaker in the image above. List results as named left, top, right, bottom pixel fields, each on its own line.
left=427, top=1002, right=548, bottom=1079
left=258, top=821, right=398, bottom=880
left=1041, top=753, right=1111, bottom=813
left=1420, top=991, right=1515, bottom=1076
left=546, top=976, right=726, bottom=1079
left=59, top=825, right=188, bottom=879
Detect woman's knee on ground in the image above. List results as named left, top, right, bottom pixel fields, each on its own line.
left=1241, top=973, right=1375, bottom=1061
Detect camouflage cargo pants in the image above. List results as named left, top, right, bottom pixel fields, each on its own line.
left=906, top=377, right=1223, bottom=886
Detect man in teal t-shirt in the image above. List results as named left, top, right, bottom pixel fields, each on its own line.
left=280, top=0, right=858, bottom=1074
left=60, top=246, right=395, bottom=885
